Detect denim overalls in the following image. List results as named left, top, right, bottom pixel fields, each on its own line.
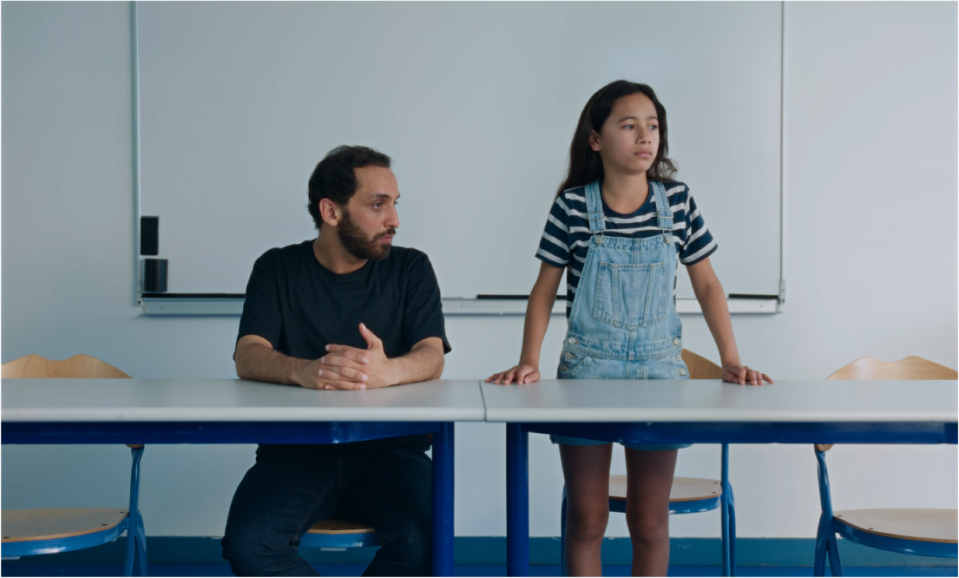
left=551, top=179, right=692, bottom=451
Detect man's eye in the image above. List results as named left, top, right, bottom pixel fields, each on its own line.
left=373, top=203, right=382, bottom=209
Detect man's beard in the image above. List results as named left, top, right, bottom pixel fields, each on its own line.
left=338, top=209, right=395, bottom=261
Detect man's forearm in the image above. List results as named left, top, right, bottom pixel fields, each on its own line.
left=236, top=343, right=309, bottom=386
left=386, top=343, right=445, bottom=386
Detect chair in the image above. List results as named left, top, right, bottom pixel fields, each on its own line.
left=813, top=356, right=958, bottom=576
left=559, top=349, right=737, bottom=576
left=1, top=354, right=148, bottom=576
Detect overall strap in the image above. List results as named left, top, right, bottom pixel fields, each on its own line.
left=651, top=181, right=673, bottom=243
left=584, top=180, right=606, bottom=234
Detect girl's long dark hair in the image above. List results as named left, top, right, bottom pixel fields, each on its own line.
left=556, top=80, right=677, bottom=198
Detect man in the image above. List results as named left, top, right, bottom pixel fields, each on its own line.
left=221, top=145, right=450, bottom=576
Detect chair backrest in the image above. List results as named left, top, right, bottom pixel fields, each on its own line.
left=1, top=354, right=130, bottom=378
left=2, top=354, right=140, bottom=450
left=681, top=349, right=723, bottom=379
left=827, top=356, right=958, bottom=380
left=817, top=356, right=957, bottom=452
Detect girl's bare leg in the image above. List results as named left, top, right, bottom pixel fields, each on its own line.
left=560, top=443, right=613, bottom=576
left=624, top=448, right=679, bottom=577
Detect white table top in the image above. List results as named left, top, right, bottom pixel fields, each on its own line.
left=5, top=378, right=955, bottom=424
left=1, top=379, right=486, bottom=422
left=481, top=379, right=958, bottom=423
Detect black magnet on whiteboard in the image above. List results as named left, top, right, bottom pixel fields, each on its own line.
left=141, top=216, right=159, bottom=255
left=143, top=259, right=168, bottom=293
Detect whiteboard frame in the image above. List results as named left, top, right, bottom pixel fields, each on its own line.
left=131, top=1, right=787, bottom=316
left=140, top=296, right=779, bottom=317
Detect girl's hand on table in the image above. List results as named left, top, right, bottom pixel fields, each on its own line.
left=722, top=365, right=773, bottom=386
left=486, top=364, right=540, bottom=385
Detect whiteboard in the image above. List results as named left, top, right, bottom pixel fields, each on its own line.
left=138, top=2, right=782, bottom=300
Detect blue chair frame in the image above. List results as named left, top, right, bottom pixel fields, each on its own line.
left=2, top=446, right=147, bottom=576
left=559, top=443, right=736, bottom=576
left=813, top=447, right=957, bottom=576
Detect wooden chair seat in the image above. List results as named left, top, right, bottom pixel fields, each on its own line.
left=609, top=475, right=722, bottom=503
left=2, top=508, right=129, bottom=542
left=833, top=509, right=958, bottom=544
left=307, top=518, right=376, bottom=535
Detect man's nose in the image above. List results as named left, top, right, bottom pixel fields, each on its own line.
left=386, top=205, right=400, bottom=229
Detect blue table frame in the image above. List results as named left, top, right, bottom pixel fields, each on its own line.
left=3, top=420, right=456, bottom=576
left=505, top=420, right=958, bottom=577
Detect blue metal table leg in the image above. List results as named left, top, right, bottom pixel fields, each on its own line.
left=728, top=484, right=737, bottom=577
left=560, top=487, right=568, bottom=577
left=721, top=443, right=730, bottom=577
left=432, top=422, right=455, bottom=577
left=507, top=423, right=529, bottom=576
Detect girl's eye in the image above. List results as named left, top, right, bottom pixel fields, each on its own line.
left=624, top=124, right=635, bottom=130
left=649, top=125, right=659, bottom=131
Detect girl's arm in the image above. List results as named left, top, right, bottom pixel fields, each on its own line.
left=486, top=261, right=565, bottom=385
left=687, top=257, right=773, bottom=385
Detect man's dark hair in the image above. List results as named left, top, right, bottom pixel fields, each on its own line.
left=307, top=145, right=392, bottom=229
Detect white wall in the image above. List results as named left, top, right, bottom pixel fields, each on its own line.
left=2, top=2, right=956, bottom=540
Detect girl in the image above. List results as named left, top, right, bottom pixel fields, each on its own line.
left=486, top=80, right=773, bottom=576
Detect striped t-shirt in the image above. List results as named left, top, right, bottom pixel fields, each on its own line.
left=536, top=181, right=718, bottom=317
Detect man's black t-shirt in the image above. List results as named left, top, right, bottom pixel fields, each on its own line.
left=237, top=240, right=451, bottom=453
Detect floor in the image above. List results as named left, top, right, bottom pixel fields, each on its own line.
left=1, top=563, right=956, bottom=577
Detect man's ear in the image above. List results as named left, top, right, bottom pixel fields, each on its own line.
left=319, top=198, right=342, bottom=227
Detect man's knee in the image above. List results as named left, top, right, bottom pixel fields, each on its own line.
left=222, top=522, right=299, bottom=576
left=222, top=524, right=268, bottom=576
left=221, top=526, right=256, bottom=576
left=377, top=514, right=432, bottom=575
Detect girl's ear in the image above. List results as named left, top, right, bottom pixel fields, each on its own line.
left=319, top=198, right=342, bottom=227
left=588, top=130, right=602, bottom=152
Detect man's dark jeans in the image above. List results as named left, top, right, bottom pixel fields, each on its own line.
left=221, top=443, right=432, bottom=576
